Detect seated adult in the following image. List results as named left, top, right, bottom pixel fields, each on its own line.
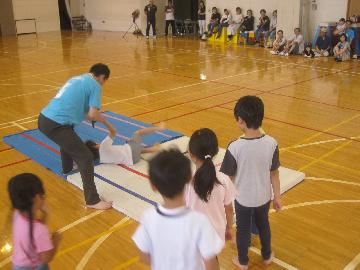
left=241, top=9, right=254, bottom=32
left=334, top=33, right=350, bottom=62
left=345, top=19, right=357, bottom=59
left=314, top=28, right=331, bottom=57
left=227, top=7, right=244, bottom=41
left=264, top=10, right=277, bottom=48
left=270, top=30, right=286, bottom=55
left=281, top=28, right=304, bottom=56
left=207, top=7, right=221, bottom=37
left=255, top=9, right=270, bottom=43
left=216, top=9, right=232, bottom=38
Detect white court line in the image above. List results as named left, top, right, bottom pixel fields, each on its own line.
left=305, top=177, right=360, bottom=187
left=75, top=217, right=130, bottom=270
left=343, top=252, right=360, bottom=270
left=0, top=210, right=104, bottom=268
left=11, top=122, right=28, bottom=131
left=249, top=247, right=299, bottom=270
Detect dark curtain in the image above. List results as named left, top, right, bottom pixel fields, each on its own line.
left=190, top=0, right=198, bottom=21
left=58, top=0, right=72, bottom=30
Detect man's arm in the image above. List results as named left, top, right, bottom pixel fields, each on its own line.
left=87, top=107, right=116, bottom=135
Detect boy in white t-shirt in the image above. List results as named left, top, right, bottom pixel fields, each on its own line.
left=133, top=149, right=223, bottom=270
left=85, top=124, right=164, bottom=166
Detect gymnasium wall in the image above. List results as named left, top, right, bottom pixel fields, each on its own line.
left=12, top=0, right=60, bottom=33
left=82, top=0, right=165, bottom=34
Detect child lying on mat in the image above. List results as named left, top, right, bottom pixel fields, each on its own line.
left=85, top=123, right=164, bottom=166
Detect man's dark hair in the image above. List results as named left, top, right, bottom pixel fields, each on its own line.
left=277, top=29, right=283, bottom=34
left=294, top=27, right=300, bottom=32
left=85, top=140, right=100, bottom=161
left=260, top=9, right=266, bottom=14
left=346, top=19, right=353, bottom=24
left=149, top=149, right=191, bottom=199
left=234, top=96, right=264, bottom=129
left=89, top=63, right=110, bottom=80
left=340, top=18, right=345, bottom=22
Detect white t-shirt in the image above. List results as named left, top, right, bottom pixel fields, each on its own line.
left=289, top=34, right=305, bottom=53
left=132, top=205, right=224, bottom=270
left=220, top=135, right=280, bottom=207
left=99, top=136, right=133, bottom=165
left=221, top=14, right=232, bottom=24
left=185, top=171, right=236, bottom=242
left=232, top=14, right=244, bottom=24
left=165, top=6, right=175, bottom=21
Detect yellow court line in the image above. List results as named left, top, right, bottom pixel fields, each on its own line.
left=112, top=256, right=140, bottom=270
left=56, top=219, right=133, bottom=258
left=299, top=139, right=355, bottom=171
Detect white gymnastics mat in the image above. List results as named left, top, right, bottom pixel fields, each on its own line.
left=67, top=137, right=305, bottom=221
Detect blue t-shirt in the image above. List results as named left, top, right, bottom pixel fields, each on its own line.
left=315, top=36, right=330, bottom=50
left=42, top=74, right=101, bottom=126
left=346, top=28, right=355, bottom=42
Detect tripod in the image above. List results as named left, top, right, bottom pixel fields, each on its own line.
left=123, top=20, right=142, bottom=39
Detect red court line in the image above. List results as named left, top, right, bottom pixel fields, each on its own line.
left=118, top=164, right=149, bottom=179
left=0, top=158, right=30, bottom=169
left=217, top=105, right=360, bottom=143
left=130, top=88, right=243, bottom=118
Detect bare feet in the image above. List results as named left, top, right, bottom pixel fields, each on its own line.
left=87, top=200, right=113, bottom=210
left=157, top=122, right=165, bottom=130
left=263, top=252, right=274, bottom=266
left=232, top=257, right=248, bottom=270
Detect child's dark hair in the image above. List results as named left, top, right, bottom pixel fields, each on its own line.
left=260, top=9, right=266, bottom=14
left=85, top=140, right=100, bottom=161
left=277, top=29, right=283, bottom=34
left=149, top=149, right=191, bottom=198
left=234, top=95, right=264, bottom=129
left=189, top=128, right=221, bottom=202
left=236, top=7, right=241, bottom=12
left=89, top=63, right=110, bottom=80
left=8, top=173, right=45, bottom=247
left=339, top=33, right=347, bottom=40
left=340, top=18, right=345, bottom=22
left=247, top=9, right=253, bottom=15
left=346, top=19, right=352, bottom=24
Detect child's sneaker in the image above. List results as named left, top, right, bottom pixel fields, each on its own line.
left=232, top=257, right=248, bottom=270
left=284, top=52, right=289, bottom=56
left=270, top=50, right=278, bottom=55
left=146, top=36, right=149, bottom=39
left=352, top=54, right=358, bottom=59
left=278, top=51, right=285, bottom=56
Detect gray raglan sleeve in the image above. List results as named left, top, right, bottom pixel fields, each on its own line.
left=220, top=147, right=237, bottom=177
left=271, top=145, right=280, bottom=171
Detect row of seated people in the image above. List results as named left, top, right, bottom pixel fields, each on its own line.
left=206, top=7, right=277, bottom=47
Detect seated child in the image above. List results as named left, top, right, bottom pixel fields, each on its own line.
left=334, top=33, right=350, bottom=62
left=304, top=42, right=315, bottom=58
left=85, top=124, right=164, bottom=165
left=8, top=173, right=62, bottom=270
left=185, top=128, right=236, bottom=242
left=132, top=149, right=223, bottom=270
left=227, top=7, right=244, bottom=41
left=270, top=30, right=286, bottom=55
left=207, top=7, right=221, bottom=37
left=216, top=9, right=232, bottom=38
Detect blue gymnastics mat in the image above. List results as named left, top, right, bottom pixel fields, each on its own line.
left=3, top=111, right=183, bottom=177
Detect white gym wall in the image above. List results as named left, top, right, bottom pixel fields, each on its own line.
left=12, top=0, right=60, bottom=33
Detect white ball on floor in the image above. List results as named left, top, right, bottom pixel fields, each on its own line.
left=200, top=74, right=207, bottom=80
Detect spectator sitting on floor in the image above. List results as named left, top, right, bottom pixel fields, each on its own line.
left=207, top=7, right=221, bottom=37
left=227, top=7, right=244, bottom=41
left=241, top=9, right=254, bottom=32
left=280, top=28, right=304, bottom=56
left=270, top=30, right=286, bottom=55
left=345, top=19, right=357, bottom=59
left=314, top=28, right=331, bottom=57
left=334, top=33, right=350, bottom=62
left=304, top=43, right=315, bottom=58
left=217, top=9, right=232, bottom=38
left=264, top=10, right=277, bottom=48
left=255, top=9, right=270, bottom=44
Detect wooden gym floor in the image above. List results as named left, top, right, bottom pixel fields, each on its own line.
left=0, top=31, right=359, bottom=270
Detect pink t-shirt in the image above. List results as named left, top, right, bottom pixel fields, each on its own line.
left=185, top=171, right=237, bottom=242
left=12, top=211, right=53, bottom=267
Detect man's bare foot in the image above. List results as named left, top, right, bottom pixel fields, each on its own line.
left=87, top=200, right=113, bottom=210
left=157, top=122, right=165, bottom=130
left=263, top=252, right=274, bottom=265
left=232, top=257, right=248, bottom=270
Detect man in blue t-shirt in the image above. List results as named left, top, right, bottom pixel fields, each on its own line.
left=315, top=29, right=331, bottom=57
left=345, top=19, right=357, bottom=59
left=38, top=63, right=116, bottom=210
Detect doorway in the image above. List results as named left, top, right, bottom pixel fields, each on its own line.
left=58, top=0, right=72, bottom=30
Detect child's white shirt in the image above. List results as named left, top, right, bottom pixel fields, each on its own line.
left=132, top=205, right=224, bottom=270
left=99, top=136, right=133, bottom=165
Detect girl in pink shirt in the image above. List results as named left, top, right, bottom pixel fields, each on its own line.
left=8, top=173, right=61, bottom=270
left=185, top=128, right=236, bottom=242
